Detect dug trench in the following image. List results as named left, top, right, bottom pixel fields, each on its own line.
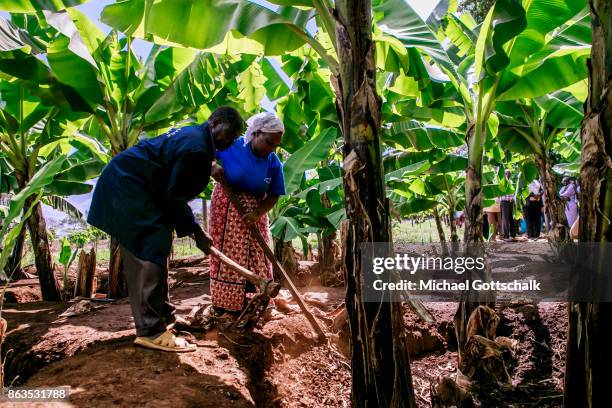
left=1, top=257, right=567, bottom=407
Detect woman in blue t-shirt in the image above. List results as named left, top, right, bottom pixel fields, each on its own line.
left=208, top=112, right=285, bottom=320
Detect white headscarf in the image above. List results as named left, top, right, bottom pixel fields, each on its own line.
left=244, top=112, right=285, bottom=145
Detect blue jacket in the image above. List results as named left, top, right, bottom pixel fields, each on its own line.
left=87, top=123, right=214, bottom=266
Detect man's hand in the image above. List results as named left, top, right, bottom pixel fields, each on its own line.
left=193, top=228, right=212, bottom=255
left=211, top=161, right=224, bottom=182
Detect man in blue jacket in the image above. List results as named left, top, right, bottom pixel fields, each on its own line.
left=88, top=106, right=243, bottom=352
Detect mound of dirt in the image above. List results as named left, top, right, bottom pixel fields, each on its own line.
left=406, top=301, right=567, bottom=407
left=3, top=278, right=42, bottom=303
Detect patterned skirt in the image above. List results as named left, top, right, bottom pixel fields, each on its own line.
left=209, top=184, right=273, bottom=311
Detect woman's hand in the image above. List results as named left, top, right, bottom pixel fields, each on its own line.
left=211, top=161, right=224, bottom=182
left=241, top=211, right=261, bottom=226
left=242, top=196, right=278, bottom=226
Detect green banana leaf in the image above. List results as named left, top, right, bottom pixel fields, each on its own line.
left=270, top=215, right=305, bottom=241
left=383, top=119, right=464, bottom=150
left=0, top=0, right=90, bottom=13
left=43, top=195, right=84, bottom=219
left=283, top=127, right=337, bottom=194
left=506, top=0, right=586, bottom=69
left=385, top=160, right=431, bottom=182
left=396, top=198, right=438, bottom=216
left=373, top=0, right=457, bottom=78
left=45, top=180, right=92, bottom=195
left=536, top=91, right=583, bottom=129
left=428, top=154, right=468, bottom=174
left=474, top=0, right=526, bottom=80
left=101, top=0, right=313, bottom=56
left=0, top=155, right=66, bottom=230
left=497, top=46, right=589, bottom=101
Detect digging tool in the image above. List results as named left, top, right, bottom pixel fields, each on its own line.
left=218, top=179, right=327, bottom=341
left=209, top=246, right=280, bottom=330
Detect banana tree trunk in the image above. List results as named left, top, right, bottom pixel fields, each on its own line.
left=565, top=1, right=612, bottom=406
left=25, top=195, right=60, bottom=301
left=318, top=233, right=336, bottom=285
left=455, top=121, right=493, bottom=366
left=432, top=207, right=447, bottom=243
left=463, top=125, right=484, bottom=243
left=433, top=207, right=450, bottom=257
left=14, top=169, right=59, bottom=300
left=108, top=236, right=127, bottom=298
left=448, top=193, right=459, bottom=243
left=107, top=144, right=129, bottom=299
left=273, top=233, right=298, bottom=283
left=273, top=236, right=283, bottom=263
left=4, top=228, right=26, bottom=280
left=74, top=248, right=96, bottom=298
left=534, top=154, right=570, bottom=242
left=333, top=0, right=416, bottom=406
left=319, top=194, right=337, bottom=285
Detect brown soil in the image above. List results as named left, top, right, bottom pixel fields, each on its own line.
left=1, top=261, right=351, bottom=407
left=404, top=302, right=567, bottom=407
left=3, top=278, right=42, bottom=303
left=1, top=257, right=567, bottom=407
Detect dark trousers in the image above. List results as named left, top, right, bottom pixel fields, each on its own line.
left=120, top=245, right=175, bottom=337
left=524, top=201, right=543, bottom=238
left=500, top=201, right=516, bottom=238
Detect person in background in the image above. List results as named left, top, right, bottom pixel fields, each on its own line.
left=454, top=210, right=465, bottom=229
left=559, top=176, right=578, bottom=227
left=483, top=202, right=502, bottom=241
left=498, top=170, right=516, bottom=242
left=523, top=178, right=544, bottom=239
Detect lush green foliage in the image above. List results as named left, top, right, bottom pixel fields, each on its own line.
left=0, top=0, right=590, bottom=255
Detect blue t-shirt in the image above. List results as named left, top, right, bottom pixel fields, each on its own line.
left=215, top=137, right=286, bottom=197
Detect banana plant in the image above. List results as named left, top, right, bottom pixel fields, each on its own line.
left=0, top=13, right=111, bottom=299
left=425, top=0, right=589, bottom=366
left=496, top=90, right=585, bottom=240
left=58, top=236, right=80, bottom=299
left=0, top=80, right=103, bottom=298
left=383, top=147, right=468, bottom=241
left=4, top=5, right=269, bottom=297
left=265, top=51, right=343, bottom=274
left=376, top=0, right=589, bottom=243
left=0, top=155, right=66, bottom=284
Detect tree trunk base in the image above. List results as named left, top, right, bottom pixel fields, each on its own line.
left=74, top=248, right=97, bottom=298
left=108, top=239, right=127, bottom=299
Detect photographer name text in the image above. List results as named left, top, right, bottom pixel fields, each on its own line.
left=372, top=279, right=542, bottom=291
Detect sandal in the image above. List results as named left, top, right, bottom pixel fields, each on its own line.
left=134, top=330, right=196, bottom=352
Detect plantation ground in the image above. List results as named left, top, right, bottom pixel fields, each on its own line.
left=2, top=241, right=567, bottom=407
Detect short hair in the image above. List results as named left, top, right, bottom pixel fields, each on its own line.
left=209, top=106, right=244, bottom=135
